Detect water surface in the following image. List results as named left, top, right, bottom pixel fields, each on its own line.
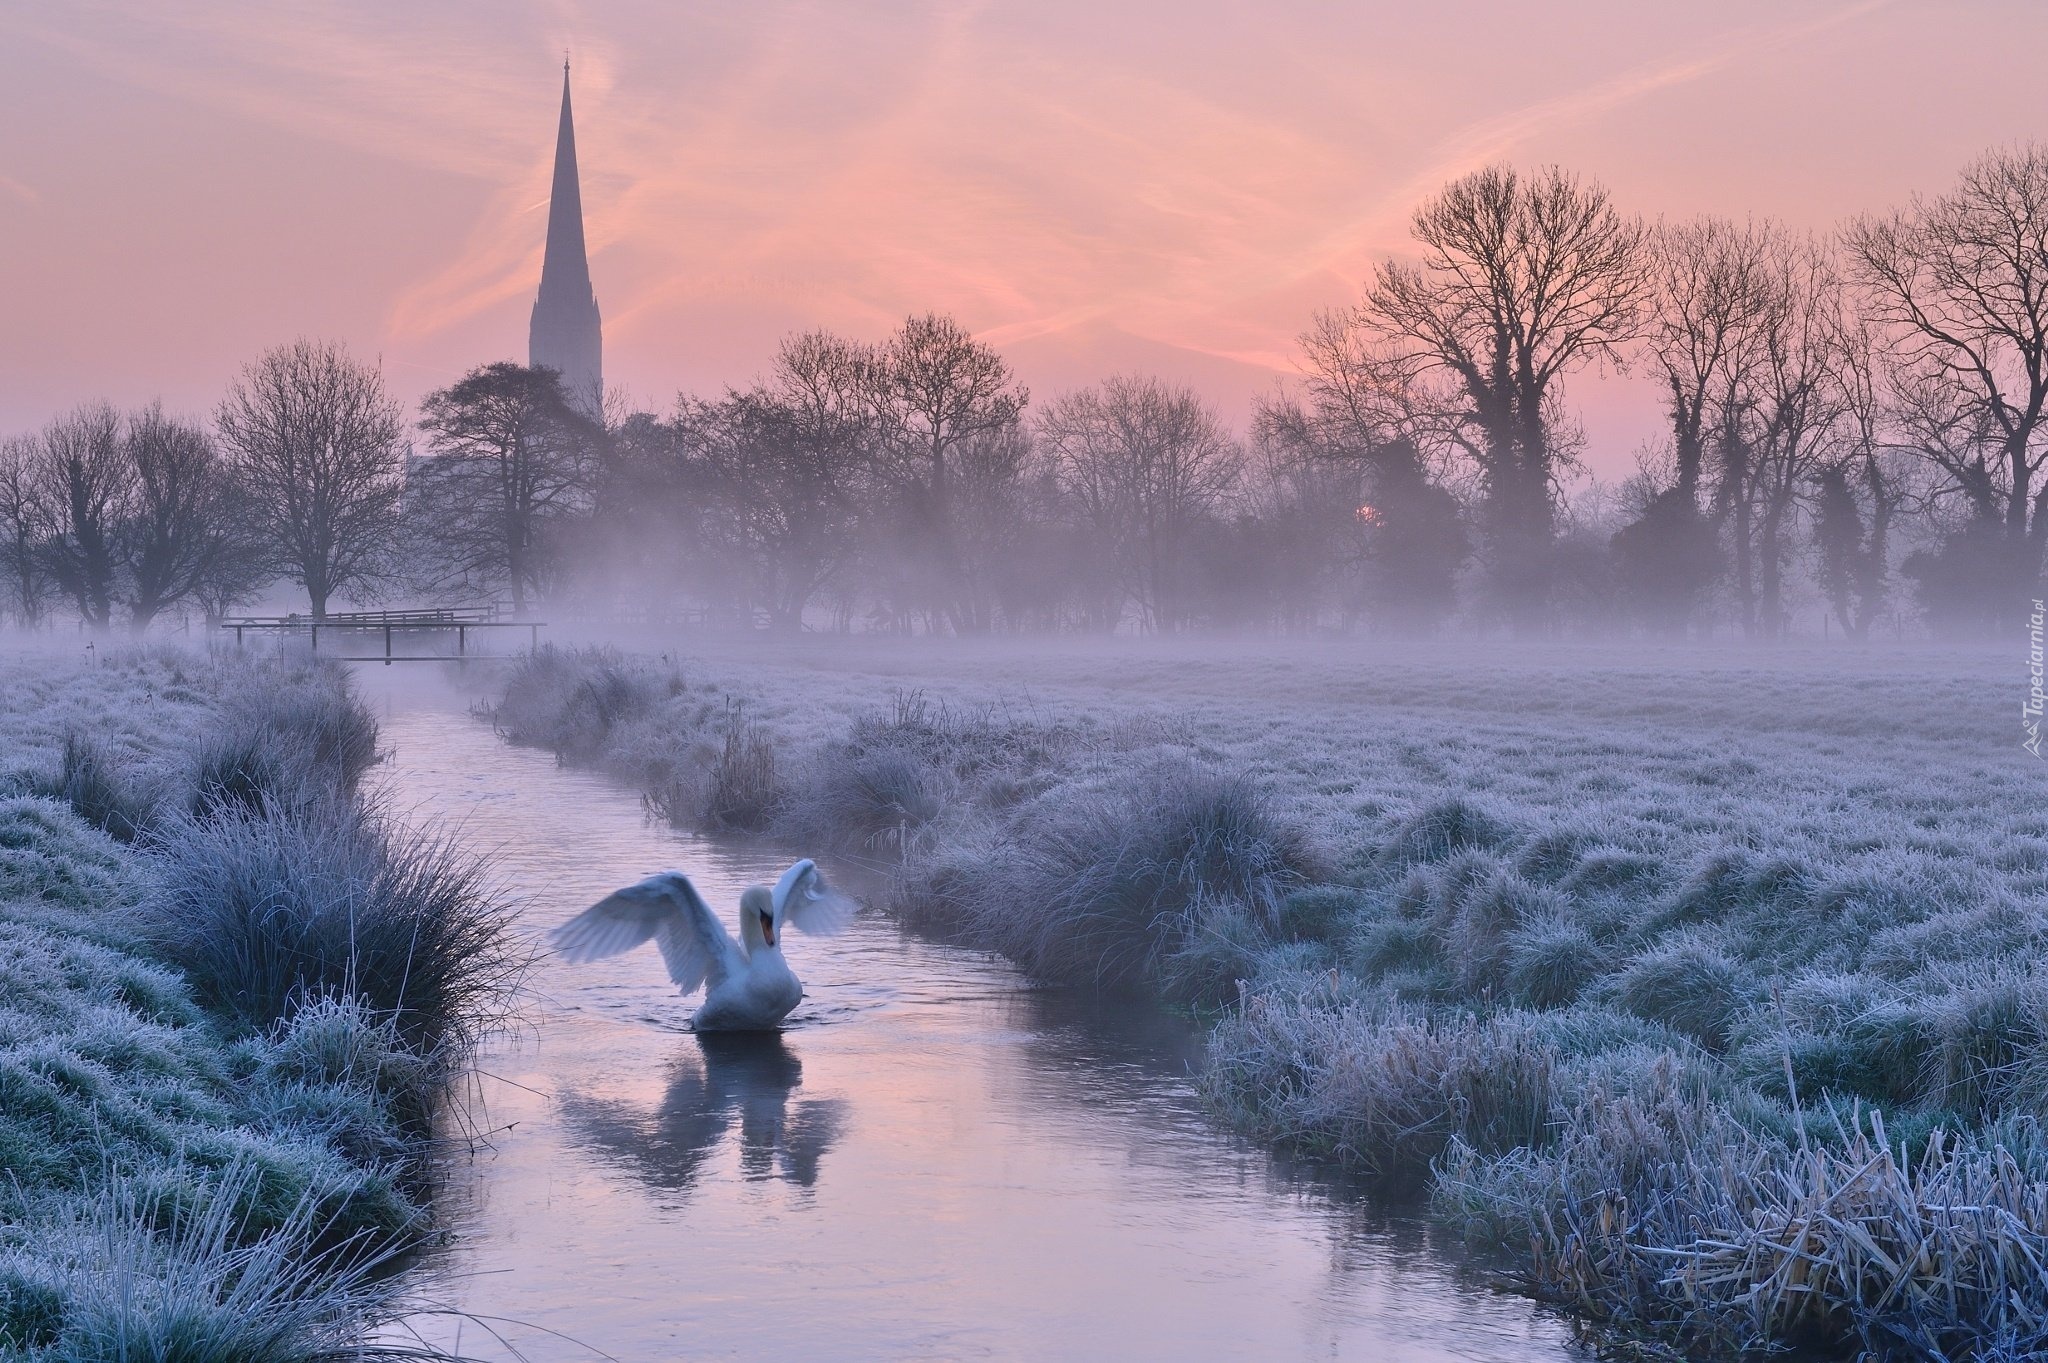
left=360, top=673, right=1577, bottom=1362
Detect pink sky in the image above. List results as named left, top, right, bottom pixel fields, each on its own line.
left=3, top=0, right=2044, bottom=477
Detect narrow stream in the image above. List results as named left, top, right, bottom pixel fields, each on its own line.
left=360, top=673, right=1577, bottom=1361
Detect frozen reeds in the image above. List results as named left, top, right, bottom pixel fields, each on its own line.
left=702, top=698, right=781, bottom=830
left=35, top=731, right=152, bottom=843
left=1441, top=1099, right=2048, bottom=1360
left=0, top=1157, right=451, bottom=1363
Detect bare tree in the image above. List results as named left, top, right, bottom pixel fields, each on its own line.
left=878, top=314, right=1026, bottom=500
left=215, top=340, right=406, bottom=618
left=1847, top=146, right=2048, bottom=625
left=0, top=436, right=52, bottom=628
left=949, top=424, right=1041, bottom=633
left=685, top=333, right=877, bottom=630
left=1038, top=375, right=1238, bottom=632
left=1605, top=218, right=1777, bottom=634
left=1645, top=217, right=1773, bottom=505
left=1291, top=308, right=1479, bottom=477
left=1263, top=308, right=1480, bottom=632
left=1234, top=429, right=1365, bottom=630
left=1737, top=233, right=1855, bottom=638
left=1364, top=165, right=1648, bottom=622
left=32, top=403, right=130, bottom=630
left=874, top=314, right=1028, bottom=631
left=1799, top=308, right=1916, bottom=641
left=119, top=405, right=260, bottom=632
left=414, top=363, right=601, bottom=614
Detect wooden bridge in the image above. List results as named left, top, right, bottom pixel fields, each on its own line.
left=220, top=607, right=543, bottom=664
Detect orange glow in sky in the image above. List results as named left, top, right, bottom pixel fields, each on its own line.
left=3, top=2, right=2044, bottom=474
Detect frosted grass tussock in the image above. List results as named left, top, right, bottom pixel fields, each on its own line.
left=1202, top=995, right=1560, bottom=1174
left=0, top=1161, right=443, bottom=1363
left=1438, top=1100, right=2048, bottom=1361
left=0, top=799, right=430, bottom=1354
left=35, top=731, right=153, bottom=843
left=144, top=797, right=520, bottom=1058
left=904, top=760, right=1313, bottom=990
left=216, top=658, right=383, bottom=797
left=491, top=643, right=681, bottom=764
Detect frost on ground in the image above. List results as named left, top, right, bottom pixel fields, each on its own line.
left=0, top=646, right=516, bottom=1362
left=493, top=635, right=2048, bottom=1359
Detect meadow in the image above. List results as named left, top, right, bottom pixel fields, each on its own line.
left=0, top=646, right=518, bottom=1361
left=491, top=634, right=2048, bottom=1360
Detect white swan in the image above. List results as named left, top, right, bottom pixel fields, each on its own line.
left=550, top=859, right=854, bottom=1031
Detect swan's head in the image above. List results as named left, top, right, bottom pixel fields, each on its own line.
left=739, top=885, right=777, bottom=949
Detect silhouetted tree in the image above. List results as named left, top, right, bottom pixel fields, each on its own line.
left=1848, top=146, right=2048, bottom=628
left=1730, top=233, right=1854, bottom=639
left=685, top=334, right=877, bottom=630
left=576, top=410, right=704, bottom=621
left=1616, top=217, right=1771, bottom=628
left=1904, top=516, right=2010, bottom=636
left=1038, top=375, right=1238, bottom=633
left=1646, top=218, right=1771, bottom=504
left=1812, top=464, right=1882, bottom=639
left=32, top=403, right=128, bottom=630
left=1611, top=485, right=1720, bottom=633
left=1813, top=314, right=1913, bottom=639
left=1263, top=318, right=1475, bottom=632
left=946, top=424, right=1037, bottom=632
left=1366, top=165, right=1648, bottom=625
left=216, top=340, right=405, bottom=618
left=1236, top=432, right=1369, bottom=631
left=0, top=436, right=52, bottom=628
left=119, top=405, right=260, bottom=632
left=1358, top=439, right=1469, bottom=634
left=414, top=362, right=601, bottom=614
left=874, top=314, right=1028, bottom=631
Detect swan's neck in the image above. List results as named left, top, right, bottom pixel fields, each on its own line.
left=737, top=885, right=778, bottom=954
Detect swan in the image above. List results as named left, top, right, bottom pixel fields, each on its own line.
left=550, top=859, right=854, bottom=1031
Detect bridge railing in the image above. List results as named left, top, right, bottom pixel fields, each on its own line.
left=219, top=608, right=542, bottom=663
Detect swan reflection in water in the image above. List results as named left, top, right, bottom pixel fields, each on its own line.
left=558, top=1032, right=845, bottom=1194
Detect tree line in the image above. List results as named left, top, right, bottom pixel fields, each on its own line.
left=7, top=144, right=2048, bottom=638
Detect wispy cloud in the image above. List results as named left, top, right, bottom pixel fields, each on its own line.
left=7, top=3, right=541, bottom=179
left=1297, top=0, right=1900, bottom=291
left=0, top=0, right=1944, bottom=438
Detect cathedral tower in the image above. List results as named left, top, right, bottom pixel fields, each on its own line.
left=529, top=60, right=602, bottom=412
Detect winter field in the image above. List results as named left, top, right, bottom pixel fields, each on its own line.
left=0, top=647, right=517, bottom=1360
left=491, top=634, right=2048, bottom=1359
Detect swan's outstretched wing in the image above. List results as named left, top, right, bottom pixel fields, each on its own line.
left=551, top=871, right=744, bottom=994
left=772, top=859, right=857, bottom=936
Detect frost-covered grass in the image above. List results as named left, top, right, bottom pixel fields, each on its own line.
left=0, top=644, right=515, bottom=1361
left=148, top=801, right=516, bottom=1058
left=493, top=634, right=2048, bottom=1358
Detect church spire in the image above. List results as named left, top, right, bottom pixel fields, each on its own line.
left=530, top=59, right=602, bottom=413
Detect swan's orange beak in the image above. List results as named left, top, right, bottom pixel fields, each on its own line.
left=760, top=911, right=776, bottom=947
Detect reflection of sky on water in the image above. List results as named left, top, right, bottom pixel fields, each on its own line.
left=360, top=671, right=1575, bottom=1362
